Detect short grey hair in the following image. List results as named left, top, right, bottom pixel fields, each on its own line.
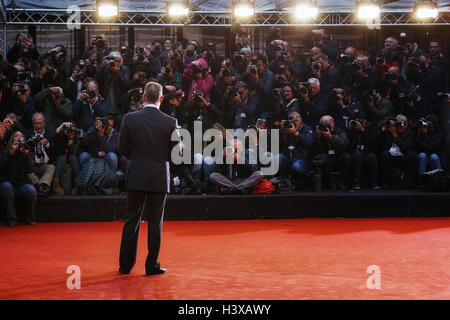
left=308, top=78, right=320, bottom=88
left=144, top=82, right=163, bottom=104
left=32, top=112, right=45, bottom=122
left=108, top=51, right=123, bottom=65
left=396, top=114, right=407, bottom=123
left=320, top=115, right=334, bottom=124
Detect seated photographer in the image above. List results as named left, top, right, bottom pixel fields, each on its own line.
left=25, top=113, right=55, bottom=198
left=313, top=115, right=351, bottom=190
left=157, top=62, right=182, bottom=90
left=187, top=90, right=224, bottom=134
left=276, top=112, right=313, bottom=190
left=72, top=81, right=108, bottom=132
left=0, top=130, right=37, bottom=227
left=379, top=115, right=419, bottom=189
left=346, top=112, right=380, bottom=190
left=269, top=85, right=301, bottom=126
left=52, top=122, right=84, bottom=195
left=412, top=115, right=444, bottom=176
left=0, top=115, right=26, bottom=152
left=209, top=139, right=264, bottom=195
left=80, top=116, right=118, bottom=173
left=225, top=81, right=258, bottom=130
left=35, top=86, right=73, bottom=132
left=12, top=82, right=35, bottom=129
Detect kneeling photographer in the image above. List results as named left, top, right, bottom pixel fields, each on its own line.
left=52, top=122, right=84, bottom=195
left=346, top=112, right=380, bottom=190
left=0, top=131, right=37, bottom=227
left=269, top=85, right=301, bottom=127
left=80, top=116, right=118, bottom=173
left=313, top=115, right=351, bottom=190
left=187, top=90, right=224, bottom=134
left=276, top=112, right=313, bottom=190
left=412, top=115, right=444, bottom=176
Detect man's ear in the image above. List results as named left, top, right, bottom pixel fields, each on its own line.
left=160, top=95, right=164, bottom=104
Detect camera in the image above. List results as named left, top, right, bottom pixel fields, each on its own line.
left=107, top=58, right=116, bottom=68
left=273, top=88, right=285, bottom=101
left=385, top=72, right=398, bottom=81
left=87, top=88, right=96, bottom=99
left=349, top=119, right=362, bottom=129
left=62, top=124, right=80, bottom=136
left=384, top=119, right=395, bottom=129
left=376, top=57, right=385, bottom=64
left=256, top=118, right=268, bottom=129
left=419, top=119, right=431, bottom=129
left=249, top=65, right=258, bottom=75
left=192, top=90, right=204, bottom=103
left=318, top=123, right=331, bottom=132
left=298, top=82, right=310, bottom=95
left=97, top=117, right=109, bottom=130
left=14, top=83, right=27, bottom=94
left=340, top=54, right=354, bottom=63
left=335, top=93, right=344, bottom=102
left=129, top=88, right=143, bottom=103
left=17, top=71, right=31, bottom=82
left=282, top=119, right=295, bottom=129
left=94, top=36, right=105, bottom=49
left=312, top=61, right=322, bottom=70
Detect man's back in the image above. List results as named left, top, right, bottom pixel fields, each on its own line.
left=118, top=107, right=177, bottom=193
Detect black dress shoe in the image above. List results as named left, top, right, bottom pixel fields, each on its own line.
left=146, top=267, right=167, bottom=276
left=119, top=268, right=131, bottom=274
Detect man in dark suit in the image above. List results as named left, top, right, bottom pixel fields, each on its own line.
left=118, top=82, right=180, bottom=276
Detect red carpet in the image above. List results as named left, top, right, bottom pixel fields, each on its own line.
left=0, top=218, right=449, bottom=300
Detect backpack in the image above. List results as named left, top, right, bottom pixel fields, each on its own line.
left=251, top=179, right=276, bottom=195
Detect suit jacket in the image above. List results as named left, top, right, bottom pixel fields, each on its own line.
left=118, top=107, right=180, bottom=193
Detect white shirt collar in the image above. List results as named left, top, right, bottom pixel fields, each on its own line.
left=143, top=104, right=160, bottom=110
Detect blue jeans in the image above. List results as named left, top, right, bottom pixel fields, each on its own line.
left=0, top=182, right=37, bottom=225
left=55, top=154, right=80, bottom=179
left=276, top=154, right=308, bottom=179
left=192, top=154, right=215, bottom=182
left=418, top=153, right=441, bottom=175
left=80, top=152, right=118, bottom=172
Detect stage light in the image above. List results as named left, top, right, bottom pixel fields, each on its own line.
left=167, top=1, right=189, bottom=17
left=356, top=1, right=381, bottom=21
left=233, top=1, right=255, bottom=19
left=294, top=1, right=318, bottom=20
left=97, top=0, right=118, bottom=18
left=414, top=1, right=438, bottom=20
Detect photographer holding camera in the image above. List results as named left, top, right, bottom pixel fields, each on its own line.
left=64, top=61, right=92, bottom=103
left=12, top=82, right=35, bottom=129
left=406, top=54, right=440, bottom=114
left=379, top=114, right=419, bottom=189
left=362, top=89, right=395, bottom=128
left=80, top=116, right=118, bottom=173
left=35, top=86, right=73, bottom=132
left=226, top=81, right=259, bottom=130
left=269, top=85, right=301, bottom=126
left=82, top=35, right=112, bottom=67
left=412, top=115, right=444, bottom=176
left=52, top=122, right=84, bottom=195
left=276, top=111, right=313, bottom=189
left=0, top=130, right=37, bottom=227
left=24, top=113, right=55, bottom=198
left=160, top=87, right=189, bottom=127
left=40, top=45, right=71, bottom=87
left=346, top=112, right=380, bottom=190
left=310, top=54, right=342, bottom=94
left=157, top=62, right=182, bottom=90
left=211, top=67, right=238, bottom=110
left=72, top=80, right=108, bottom=132
left=331, top=87, right=361, bottom=130
left=31, top=61, right=59, bottom=96
left=186, top=90, right=224, bottom=134
left=185, top=60, right=214, bottom=105
left=313, top=115, right=351, bottom=190
left=298, top=78, right=332, bottom=127
left=7, top=33, right=39, bottom=68
left=378, top=66, right=410, bottom=113
left=96, top=52, right=130, bottom=129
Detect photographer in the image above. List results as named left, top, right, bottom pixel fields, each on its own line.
left=145, top=40, right=169, bottom=77
left=157, top=62, right=182, bottom=89
left=82, top=34, right=112, bottom=67
left=313, top=115, right=351, bottom=190
left=35, top=86, right=73, bottom=132
left=160, top=88, right=189, bottom=128
left=276, top=112, right=313, bottom=189
left=0, top=130, right=37, bottom=227
left=7, top=33, right=39, bottom=68
left=378, top=66, right=410, bottom=114
left=209, top=139, right=264, bottom=195
left=412, top=115, right=444, bottom=176
left=406, top=54, right=440, bottom=114
left=38, top=45, right=70, bottom=88
left=374, top=47, right=400, bottom=79
left=186, top=90, right=224, bottom=134
left=185, top=60, right=214, bottom=104
left=270, top=85, right=301, bottom=126
left=429, top=40, right=449, bottom=93
left=52, top=122, right=83, bottom=195
left=346, top=112, right=380, bottom=190
left=25, top=113, right=55, bottom=198
left=225, top=81, right=259, bottom=130
left=362, top=90, right=395, bottom=128
left=351, top=56, right=380, bottom=99
left=31, top=62, right=59, bottom=96
left=211, top=67, right=238, bottom=110
left=331, top=87, right=361, bottom=130
left=64, top=61, right=92, bottom=103
left=95, top=52, right=130, bottom=129
left=72, top=80, right=108, bottom=132
left=12, top=82, right=35, bottom=129
left=286, top=50, right=304, bottom=80
left=298, top=78, right=332, bottom=127
left=120, top=87, right=144, bottom=114
left=379, top=115, right=418, bottom=189
left=310, top=54, right=342, bottom=94
left=80, top=116, right=118, bottom=173
left=0, top=115, right=26, bottom=153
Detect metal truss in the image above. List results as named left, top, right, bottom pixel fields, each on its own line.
left=4, top=8, right=450, bottom=27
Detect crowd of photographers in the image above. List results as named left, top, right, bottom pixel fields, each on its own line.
left=0, top=29, right=449, bottom=226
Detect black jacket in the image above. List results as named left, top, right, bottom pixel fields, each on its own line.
left=313, top=126, right=349, bottom=156
left=379, top=128, right=416, bottom=155
left=72, top=96, right=108, bottom=132
left=0, top=151, right=33, bottom=187
left=118, top=107, right=179, bottom=193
